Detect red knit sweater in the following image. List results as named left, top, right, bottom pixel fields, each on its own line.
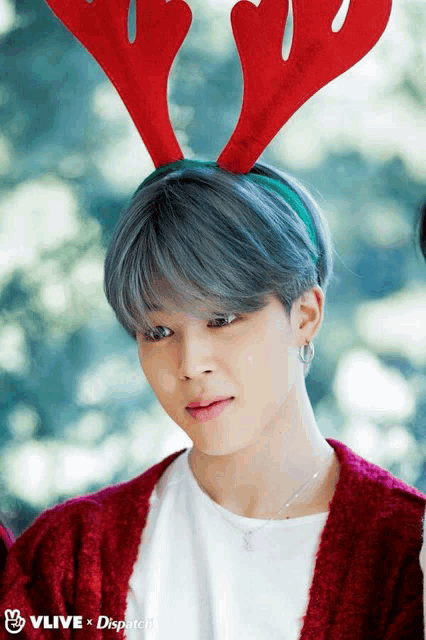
left=1, top=438, right=424, bottom=639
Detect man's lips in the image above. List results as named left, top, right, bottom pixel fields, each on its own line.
left=186, top=397, right=234, bottom=423
left=186, top=396, right=233, bottom=409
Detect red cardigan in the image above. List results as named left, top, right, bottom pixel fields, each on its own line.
left=1, top=438, right=425, bottom=639
left=0, top=522, right=14, bottom=577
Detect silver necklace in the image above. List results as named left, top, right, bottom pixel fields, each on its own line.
left=198, top=456, right=330, bottom=552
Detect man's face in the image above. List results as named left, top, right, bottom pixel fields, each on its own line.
left=137, top=295, right=301, bottom=456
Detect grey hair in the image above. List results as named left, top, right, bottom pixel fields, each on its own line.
left=104, top=163, right=333, bottom=343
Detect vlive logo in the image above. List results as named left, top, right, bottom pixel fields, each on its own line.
left=4, top=611, right=83, bottom=634
left=3, top=610, right=154, bottom=634
left=4, top=610, right=26, bottom=634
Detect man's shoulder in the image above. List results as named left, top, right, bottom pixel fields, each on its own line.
left=366, top=464, right=426, bottom=543
left=1, top=449, right=188, bottom=593
left=357, top=453, right=425, bottom=519
left=16, top=449, right=187, bottom=553
left=329, top=438, right=426, bottom=541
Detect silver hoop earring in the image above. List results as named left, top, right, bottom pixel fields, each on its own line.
left=298, top=341, right=314, bottom=365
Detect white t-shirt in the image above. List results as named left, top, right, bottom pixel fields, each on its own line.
left=126, top=449, right=329, bottom=639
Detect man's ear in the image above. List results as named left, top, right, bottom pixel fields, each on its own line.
left=291, top=286, right=324, bottom=346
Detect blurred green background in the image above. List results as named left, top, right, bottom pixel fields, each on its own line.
left=0, top=0, right=425, bottom=536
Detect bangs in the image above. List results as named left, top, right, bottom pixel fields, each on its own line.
left=110, top=178, right=276, bottom=336
left=104, top=163, right=329, bottom=339
left=121, top=238, right=269, bottom=336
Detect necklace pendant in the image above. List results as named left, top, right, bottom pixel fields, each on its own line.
left=243, top=531, right=254, bottom=552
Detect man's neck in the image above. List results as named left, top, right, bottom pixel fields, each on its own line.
left=188, top=387, right=340, bottom=519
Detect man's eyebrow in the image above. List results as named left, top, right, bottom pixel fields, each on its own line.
left=145, top=303, right=166, bottom=314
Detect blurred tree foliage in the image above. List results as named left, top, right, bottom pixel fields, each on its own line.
left=0, top=0, right=425, bottom=535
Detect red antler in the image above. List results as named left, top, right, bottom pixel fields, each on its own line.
left=45, top=0, right=192, bottom=168
left=217, top=0, right=392, bottom=173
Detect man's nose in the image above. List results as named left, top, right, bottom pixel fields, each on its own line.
left=176, top=331, right=215, bottom=380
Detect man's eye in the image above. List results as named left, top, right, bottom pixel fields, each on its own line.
left=143, top=326, right=172, bottom=342
left=208, top=314, right=239, bottom=328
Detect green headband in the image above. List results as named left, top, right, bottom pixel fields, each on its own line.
left=136, top=160, right=318, bottom=263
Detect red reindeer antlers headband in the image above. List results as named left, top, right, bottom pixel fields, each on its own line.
left=219, top=0, right=392, bottom=172
left=45, top=0, right=392, bottom=174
